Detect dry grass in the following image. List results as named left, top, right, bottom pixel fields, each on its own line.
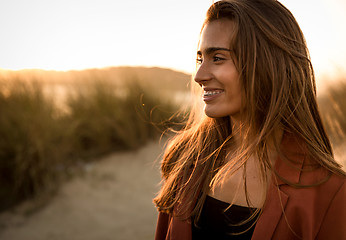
left=318, top=78, right=346, bottom=168
left=0, top=81, right=65, bottom=211
left=0, top=69, right=189, bottom=211
left=1, top=67, right=345, bottom=212
left=318, top=80, right=346, bottom=147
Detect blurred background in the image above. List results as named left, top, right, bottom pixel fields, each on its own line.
left=0, top=0, right=345, bottom=239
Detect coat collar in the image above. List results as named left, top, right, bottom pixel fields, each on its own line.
left=252, top=131, right=307, bottom=239
left=273, top=131, right=306, bottom=186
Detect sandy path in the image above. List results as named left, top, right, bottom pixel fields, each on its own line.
left=0, top=139, right=166, bottom=240
left=0, top=139, right=344, bottom=240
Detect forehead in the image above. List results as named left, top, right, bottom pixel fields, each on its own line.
left=199, top=19, right=235, bottom=51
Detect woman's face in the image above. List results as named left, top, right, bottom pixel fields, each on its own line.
left=194, top=19, right=242, bottom=120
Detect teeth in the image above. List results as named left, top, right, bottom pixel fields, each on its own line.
left=203, top=90, right=223, bottom=96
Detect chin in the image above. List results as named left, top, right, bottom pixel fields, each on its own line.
left=204, top=108, right=227, bottom=118
left=204, top=106, right=241, bottom=119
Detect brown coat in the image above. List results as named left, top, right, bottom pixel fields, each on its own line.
left=155, top=133, right=346, bottom=240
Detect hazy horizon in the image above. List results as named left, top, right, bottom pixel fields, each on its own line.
left=1, top=0, right=345, bottom=81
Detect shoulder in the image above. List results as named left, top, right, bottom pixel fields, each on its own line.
left=320, top=170, right=345, bottom=197
left=315, top=173, right=346, bottom=239
left=274, top=131, right=345, bottom=188
left=276, top=132, right=345, bottom=210
left=155, top=212, right=192, bottom=240
left=262, top=171, right=345, bottom=240
left=268, top=132, right=346, bottom=238
left=278, top=168, right=345, bottom=211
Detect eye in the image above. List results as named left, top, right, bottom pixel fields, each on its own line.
left=213, top=56, right=224, bottom=62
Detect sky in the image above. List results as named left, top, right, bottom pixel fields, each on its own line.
left=0, top=0, right=345, bottom=80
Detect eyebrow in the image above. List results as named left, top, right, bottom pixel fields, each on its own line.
left=197, top=47, right=231, bottom=55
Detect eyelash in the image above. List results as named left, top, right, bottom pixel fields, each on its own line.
left=196, top=56, right=224, bottom=64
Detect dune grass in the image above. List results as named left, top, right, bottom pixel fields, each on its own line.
left=64, top=78, right=182, bottom=158
left=1, top=69, right=345, bottom=212
left=318, top=80, right=346, bottom=147
left=0, top=81, right=66, bottom=211
left=0, top=75, right=186, bottom=211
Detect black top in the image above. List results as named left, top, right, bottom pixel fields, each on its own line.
left=192, top=195, right=258, bottom=240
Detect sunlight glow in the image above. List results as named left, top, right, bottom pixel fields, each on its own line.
left=0, top=0, right=345, bottom=80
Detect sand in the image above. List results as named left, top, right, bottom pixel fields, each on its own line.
left=0, top=139, right=166, bottom=240
left=0, top=139, right=344, bottom=240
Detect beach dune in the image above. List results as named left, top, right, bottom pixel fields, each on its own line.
left=0, top=139, right=165, bottom=240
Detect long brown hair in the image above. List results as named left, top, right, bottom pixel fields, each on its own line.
left=154, top=0, right=345, bottom=220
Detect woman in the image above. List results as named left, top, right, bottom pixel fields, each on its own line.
left=154, top=0, right=346, bottom=239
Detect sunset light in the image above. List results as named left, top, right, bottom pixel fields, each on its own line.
left=1, top=2, right=346, bottom=238
left=0, top=0, right=345, bottom=79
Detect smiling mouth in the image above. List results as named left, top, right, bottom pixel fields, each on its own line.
left=203, top=90, right=224, bottom=97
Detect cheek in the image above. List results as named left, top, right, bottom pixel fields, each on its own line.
left=225, top=80, right=243, bottom=109
left=225, top=78, right=242, bottom=99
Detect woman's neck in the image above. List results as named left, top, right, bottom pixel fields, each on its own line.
left=230, top=117, right=247, bottom=149
left=230, top=116, right=283, bottom=152
left=209, top=120, right=283, bottom=208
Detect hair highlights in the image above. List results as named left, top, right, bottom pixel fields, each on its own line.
left=154, top=0, right=345, bottom=223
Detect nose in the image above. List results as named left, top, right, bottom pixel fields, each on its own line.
left=194, top=63, right=213, bottom=85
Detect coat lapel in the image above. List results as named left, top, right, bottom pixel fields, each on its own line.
left=252, top=132, right=306, bottom=239
left=252, top=183, right=289, bottom=240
